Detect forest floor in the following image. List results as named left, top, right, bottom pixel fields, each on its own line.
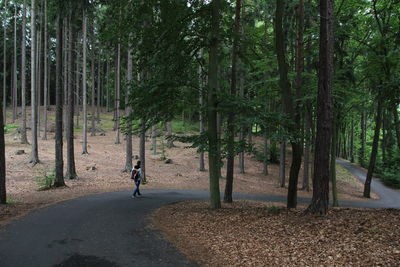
left=0, top=108, right=375, bottom=228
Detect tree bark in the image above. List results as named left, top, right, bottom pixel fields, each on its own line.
left=2, top=0, right=7, bottom=124
left=12, top=4, right=17, bottom=123
left=151, top=125, right=157, bottom=154
left=139, top=120, right=146, bottom=183
left=364, top=97, right=383, bottom=198
left=359, top=109, right=366, bottom=167
left=54, top=12, right=65, bottom=187
left=350, top=116, right=354, bottom=163
left=65, top=19, right=77, bottom=180
left=279, top=141, right=286, bottom=187
left=42, top=0, right=48, bottom=140
left=0, top=81, right=6, bottom=204
left=115, top=44, right=121, bottom=144
left=224, top=0, right=241, bottom=203
left=20, top=0, right=28, bottom=144
left=207, top=0, right=221, bottom=209
left=82, top=12, right=88, bottom=154
left=166, top=121, right=174, bottom=148
left=124, top=48, right=133, bottom=172
left=393, top=104, right=400, bottom=150
left=90, top=53, right=96, bottom=136
left=305, top=0, right=334, bottom=215
left=30, top=0, right=40, bottom=165
left=331, top=114, right=338, bottom=207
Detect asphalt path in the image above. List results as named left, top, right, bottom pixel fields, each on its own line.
left=0, top=160, right=399, bottom=267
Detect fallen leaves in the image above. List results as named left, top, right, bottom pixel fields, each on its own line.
left=153, top=201, right=400, bottom=266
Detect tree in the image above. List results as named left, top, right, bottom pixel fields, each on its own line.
left=65, top=16, right=77, bottom=180
left=42, top=0, right=48, bottom=140
left=20, top=0, right=28, bottom=144
left=54, top=11, right=65, bottom=188
left=0, top=81, right=5, bottom=204
left=224, top=0, right=242, bottom=204
left=2, top=0, right=7, bottom=125
left=12, top=4, right=17, bottom=123
left=124, top=47, right=133, bottom=172
left=115, top=44, right=121, bottom=144
left=208, top=0, right=222, bottom=209
left=305, top=0, right=334, bottom=215
left=30, top=0, right=40, bottom=165
left=82, top=11, right=88, bottom=154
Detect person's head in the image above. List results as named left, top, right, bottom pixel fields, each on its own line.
left=136, top=161, right=141, bottom=167
left=134, top=165, right=139, bottom=169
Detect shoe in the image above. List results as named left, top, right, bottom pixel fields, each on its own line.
left=131, top=195, right=136, bottom=198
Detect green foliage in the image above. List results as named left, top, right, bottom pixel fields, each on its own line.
left=4, top=124, right=18, bottom=133
left=35, top=170, right=56, bottom=191
left=376, top=151, right=400, bottom=189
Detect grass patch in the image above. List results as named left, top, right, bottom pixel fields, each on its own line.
left=171, top=120, right=199, bottom=134
left=4, top=124, right=19, bottom=133
left=35, top=170, right=56, bottom=191
left=336, top=163, right=358, bottom=185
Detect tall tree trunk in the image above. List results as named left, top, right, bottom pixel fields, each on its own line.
left=115, top=44, right=121, bottom=144
left=207, top=0, right=221, bottom=209
left=139, top=120, right=146, bottom=183
left=359, top=109, right=366, bottom=167
left=62, top=19, right=68, bottom=139
left=54, top=12, right=64, bottom=187
left=166, top=121, right=174, bottom=148
left=275, top=0, right=303, bottom=208
left=42, top=0, right=48, bottom=140
left=224, top=0, right=241, bottom=203
left=393, top=104, right=400, bottom=150
left=30, top=0, right=40, bottom=165
left=331, top=114, right=338, bottom=206
left=37, top=8, right=42, bottom=138
left=97, top=58, right=101, bottom=121
left=75, top=38, right=80, bottom=128
left=90, top=54, right=96, bottom=136
left=2, top=0, right=7, bottom=124
left=12, top=4, right=17, bottom=123
left=81, top=12, right=88, bottom=154
left=279, top=141, right=286, bottom=187
left=364, top=97, right=383, bottom=198
left=0, top=80, right=5, bottom=204
left=238, top=70, right=245, bottom=174
left=106, top=61, right=110, bottom=112
left=350, top=116, right=354, bottom=163
left=124, top=48, right=133, bottom=172
left=302, top=102, right=312, bottom=191
left=20, top=0, right=28, bottom=144
left=305, top=0, right=334, bottom=215
left=198, top=52, right=205, bottom=171
left=263, top=134, right=269, bottom=175
left=381, top=110, right=386, bottom=163
left=65, top=19, right=77, bottom=180
left=151, top=125, right=157, bottom=154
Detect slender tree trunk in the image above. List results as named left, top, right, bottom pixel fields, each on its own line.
left=30, top=0, right=40, bottom=165
left=224, top=0, right=241, bottom=203
left=139, top=120, right=146, bottom=183
left=393, top=104, right=400, bottom=150
left=12, top=5, right=17, bottom=123
left=302, top=102, right=312, bottom=191
left=364, top=97, right=383, bottom=198
left=37, top=8, right=42, bottom=138
left=42, top=0, right=48, bottom=140
left=65, top=19, right=77, bottom=180
left=279, top=141, right=286, bottom=187
left=20, top=0, right=28, bottom=144
left=207, top=0, right=222, bottom=209
left=97, top=58, right=101, bottom=121
left=115, top=44, right=121, bottom=144
left=63, top=19, right=68, bottom=139
left=305, top=0, right=334, bottom=215
left=90, top=54, right=96, bottom=136
left=381, top=110, right=386, bottom=163
left=331, top=114, right=338, bottom=206
left=82, top=12, right=88, bottom=154
left=2, top=0, right=7, bottom=124
left=166, top=121, right=174, bottom=148
left=263, top=134, right=269, bottom=175
left=54, top=12, right=64, bottom=187
left=124, top=48, right=133, bottom=172
left=106, top=61, right=110, bottom=112
left=350, top=116, right=354, bottom=163
left=360, top=110, right=366, bottom=167
left=198, top=52, right=205, bottom=171
left=151, top=125, right=157, bottom=154
left=0, top=82, right=5, bottom=204
left=238, top=71, right=245, bottom=174
left=75, top=38, right=80, bottom=128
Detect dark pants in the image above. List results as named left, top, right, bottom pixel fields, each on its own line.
left=133, top=180, right=141, bottom=196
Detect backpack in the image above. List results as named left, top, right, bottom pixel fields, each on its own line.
left=131, top=169, right=139, bottom=182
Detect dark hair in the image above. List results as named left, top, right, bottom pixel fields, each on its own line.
left=134, top=165, right=139, bottom=169
left=136, top=161, right=141, bottom=166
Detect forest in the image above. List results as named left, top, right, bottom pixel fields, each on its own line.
left=0, top=0, right=399, bottom=217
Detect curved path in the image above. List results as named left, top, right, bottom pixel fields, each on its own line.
left=337, top=158, right=400, bottom=208
left=1, top=161, right=399, bottom=267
